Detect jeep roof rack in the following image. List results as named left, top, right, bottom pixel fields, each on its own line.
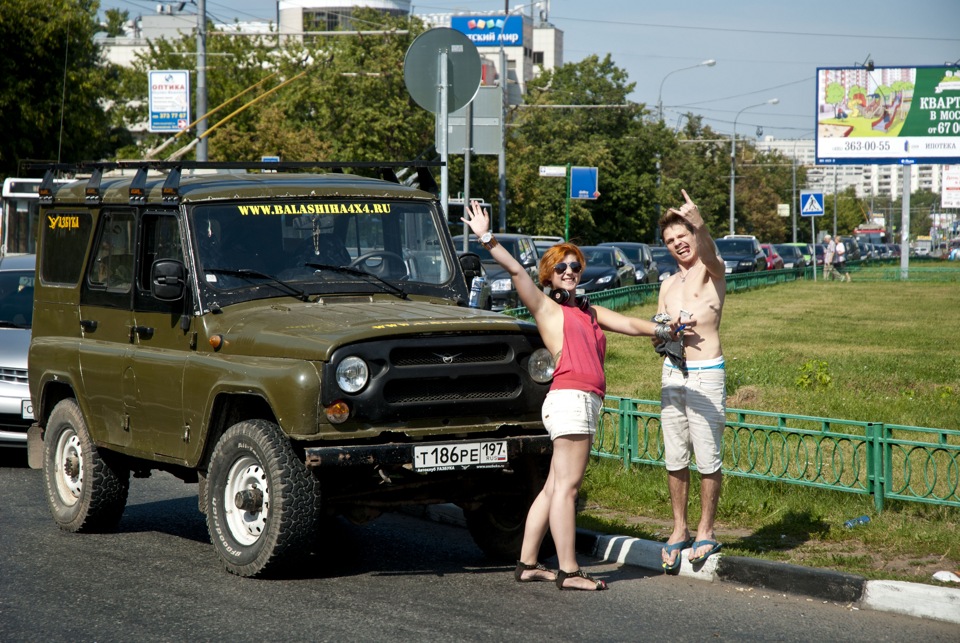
left=29, top=160, right=442, bottom=205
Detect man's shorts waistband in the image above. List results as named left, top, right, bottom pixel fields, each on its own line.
left=666, top=356, right=725, bottom=370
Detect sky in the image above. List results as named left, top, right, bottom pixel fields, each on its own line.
left=97, top=0, right=960, bottom=141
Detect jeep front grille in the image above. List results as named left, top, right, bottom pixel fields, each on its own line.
left=322, top=334, right=548, bottom=424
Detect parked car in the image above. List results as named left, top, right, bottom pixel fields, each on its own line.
left=650, top=246, right=678, bottom=281
left=714, top=237, right=767, bottom=273
left=781, top=242, right=813, bottom=266
left=0, top=253, right=35, bottom=449
left=773, top=243, right=805, bottom=269
left=814, top=243, right=825, bottom=266
left=598, top=242, right=659, bottom=284
left=577, top=245, right=637, bottom=293
left=531, top=235, right=564, bottom=257
left=454, top=233, right=540, bottom=311
left=760, top=243, right=785, bottom=270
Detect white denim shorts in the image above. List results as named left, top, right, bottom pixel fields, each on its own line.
left=542, top=389, right=602, bottom=440
left=660, top=358, right=726, bottom=474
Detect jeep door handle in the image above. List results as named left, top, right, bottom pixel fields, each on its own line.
left=80, top=320, right=98, bottom=332
left=130, top=325, right=155, bottom=340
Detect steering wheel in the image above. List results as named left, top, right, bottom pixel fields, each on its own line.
left=348, top=251, right=407, bottom=278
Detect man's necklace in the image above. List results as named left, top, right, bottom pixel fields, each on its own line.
left=679, top=261, right=701, bottom=283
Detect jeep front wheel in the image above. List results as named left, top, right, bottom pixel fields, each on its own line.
left=205, top=419, right=320, bottom=577
left=42, top=398, right=129, bottom=532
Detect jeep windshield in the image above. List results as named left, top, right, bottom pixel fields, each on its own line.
left=191, top=199, right=457, bottom=303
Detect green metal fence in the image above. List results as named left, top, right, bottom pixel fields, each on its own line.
left=503, top=262, right=960, bottom=510
left=595, top=397, right=960, bottom=511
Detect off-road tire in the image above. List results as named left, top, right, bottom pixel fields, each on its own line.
left=42, top=398, right=129, bottom=532
left=464, top=492, right=556, bottom=562
left=205, top=419, right=320, bottom=577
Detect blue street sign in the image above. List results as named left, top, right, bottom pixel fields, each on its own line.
left=800, top=191, right=825, bottom=217
left=570, top=166, right=599, bottom=200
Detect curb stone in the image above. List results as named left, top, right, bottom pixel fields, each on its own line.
left=411, top=504, right=960, bottom=626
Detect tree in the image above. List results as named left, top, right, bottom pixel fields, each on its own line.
left=103, top=8, right=128, bottom=37
left=501, top=54, right=648, bottom=243
left=0, top=0, right=118, bottom=176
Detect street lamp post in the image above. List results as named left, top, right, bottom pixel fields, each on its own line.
left=729, top=98, right=779, bottom=235
left=657, top=59, right=715, bottom=123
left=655, top=59, right=714, bottom=232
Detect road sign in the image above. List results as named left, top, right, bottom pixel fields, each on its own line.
left=570, top=166, right=599, bottom=200
left=800, top=191, right=825, bottom=217
left=403, top=28, right=482, bottom=114
left=443, top=86, right=501, bottom=155
left=539, top=165, right=566, bottom=178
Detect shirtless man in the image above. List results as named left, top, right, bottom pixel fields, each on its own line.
left=655, top=189, right=728, bottom=571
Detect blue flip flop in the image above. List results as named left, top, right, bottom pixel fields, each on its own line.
left=661, top=537, right=694, bottom=571
left=689, top=539, right=723, bottom=565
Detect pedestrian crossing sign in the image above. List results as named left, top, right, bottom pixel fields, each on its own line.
left=800, top=191, right=825, bottom=217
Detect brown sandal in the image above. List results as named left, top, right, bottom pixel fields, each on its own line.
left=514, top=560, right=555, bottom=583
left=555, top=568, right=608, bottom=591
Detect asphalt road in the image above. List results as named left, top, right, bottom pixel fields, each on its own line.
left=1, top=451, right=956, bottom=642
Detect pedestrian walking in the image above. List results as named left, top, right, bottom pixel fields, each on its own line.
left=834, top=236, right=851, bottom=282
left=823, top=235, right=836, bottom=281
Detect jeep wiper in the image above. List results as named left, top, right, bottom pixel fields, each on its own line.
left=304, top=263, right=409, bottom=300
left=0, top=320, right=27, bottom=329
left=205, top=268, right=310, bottom=302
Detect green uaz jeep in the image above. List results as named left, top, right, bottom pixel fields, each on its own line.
left=27, top=161, right=553, bottom=577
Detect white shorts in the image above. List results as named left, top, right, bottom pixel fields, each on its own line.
left=542, top=389, right=602, bottom=440
left=660, top=358, right=726, bottom=474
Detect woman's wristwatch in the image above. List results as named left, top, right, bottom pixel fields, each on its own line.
left=480, top=231, right=499, bottom=250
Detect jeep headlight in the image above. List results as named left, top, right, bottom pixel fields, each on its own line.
left=490, top=278, right=512, bottom=293
left=336, top=356, right=369, bottom=393
left=528, top=348, right=555, bottom=383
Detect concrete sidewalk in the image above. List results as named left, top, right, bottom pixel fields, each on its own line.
left=418, top=504, right=960, bottom=626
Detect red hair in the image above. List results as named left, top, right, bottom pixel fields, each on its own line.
left=539, top=242, right=585, bottom=287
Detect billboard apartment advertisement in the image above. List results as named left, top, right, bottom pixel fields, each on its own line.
left=815, top=65, right=960, bottom=166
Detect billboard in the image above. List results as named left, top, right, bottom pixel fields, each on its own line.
left=148, top=69, right=190, bottom=133
left=815, top=65, right=960, bottom=166
left=450, top=15, right=524, bottom=47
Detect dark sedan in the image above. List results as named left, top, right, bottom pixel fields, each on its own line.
left=598, top=242, right=660, bottom=284
left=577, top=245, right=637, bottom=293
left=650, top=246, right=678, bottom=281
left=714, top=237, right=766, bottom=273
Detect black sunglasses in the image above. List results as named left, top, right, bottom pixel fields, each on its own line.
left=553, top=261, right=583, bottom=275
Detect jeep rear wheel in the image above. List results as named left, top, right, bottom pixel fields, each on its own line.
left=42, top=399, right=129, bottom=532
left=205, top=420, right=320, bottom=577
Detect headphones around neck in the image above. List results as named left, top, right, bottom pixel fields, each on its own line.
left=550, top=288, right=591, bottom=311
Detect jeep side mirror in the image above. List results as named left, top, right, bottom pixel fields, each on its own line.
left=151, top=259, right=186, bottom=301
left=459, top=252, right=482, bottom=285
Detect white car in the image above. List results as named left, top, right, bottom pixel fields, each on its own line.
left=0, top=253, right=35, bottom=448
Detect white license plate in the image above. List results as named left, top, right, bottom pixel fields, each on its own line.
left=413, top=441, right=508, bottom=472
left=21, top=399, right=33, bottom=420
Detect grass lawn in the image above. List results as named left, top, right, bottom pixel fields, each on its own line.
left=579, top=275, right=960, bottom=584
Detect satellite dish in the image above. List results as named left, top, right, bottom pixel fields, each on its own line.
left=404, top=28, right=482, bottom=114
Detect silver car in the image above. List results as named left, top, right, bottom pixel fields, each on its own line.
left=0, top=253, right=35, bottom=448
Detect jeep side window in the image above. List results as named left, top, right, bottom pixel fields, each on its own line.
left=89, top=211, right=135, bottom=293
left=136, top=213, right=185, bottom=313
left=39, top=209, right=92, bottom=285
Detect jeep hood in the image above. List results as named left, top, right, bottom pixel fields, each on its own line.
left=210, top=299, right=537, bottom=361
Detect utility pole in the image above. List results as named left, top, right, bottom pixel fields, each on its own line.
left=196, top=0, right=208, bottom=161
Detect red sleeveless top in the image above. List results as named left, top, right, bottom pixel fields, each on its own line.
left=550, top=305, right=606, bottom=397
